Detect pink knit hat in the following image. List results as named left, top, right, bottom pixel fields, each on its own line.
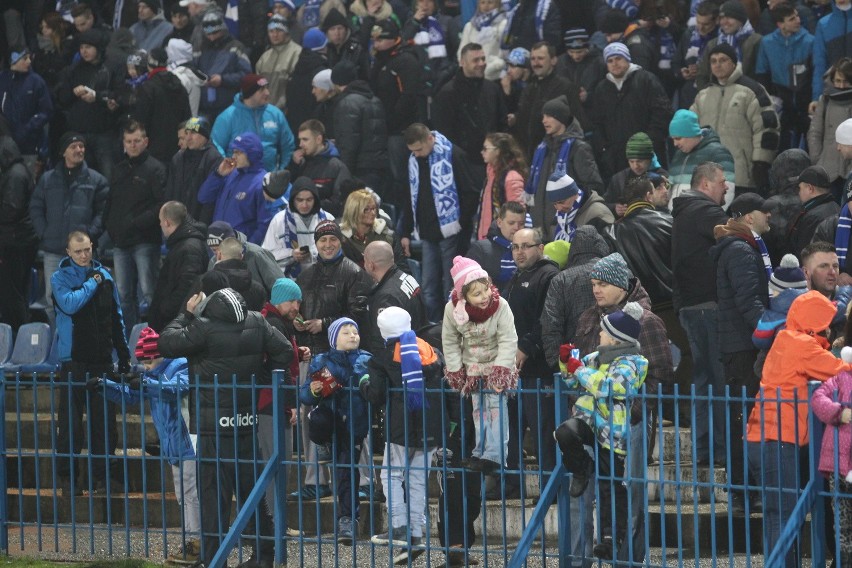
left=451, top=256, right=489, bottom=299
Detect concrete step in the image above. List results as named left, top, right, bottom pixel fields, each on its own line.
left=647, top=501, right=772, bottom=554
left=6, top=412, right=160, bottom=449
left=653, top=425, right=696, bottom=463
left=646, top=461, right=729, bottom=503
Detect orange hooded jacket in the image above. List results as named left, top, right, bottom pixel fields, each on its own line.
left=746, top=291, right=852, bottom=445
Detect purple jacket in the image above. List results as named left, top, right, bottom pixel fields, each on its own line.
left=812, top=372, right=852, bottom=478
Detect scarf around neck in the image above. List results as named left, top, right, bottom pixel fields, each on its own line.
left=554, top=189, right=584, bottom=242
left=526, top=137, right=574, bottom=206
left=836, top=203, right=852, bottom=269
left=753, top=230, right=772, bottom=281
left=450, top=285, right=501, bottom=325
left=718, top=20, right=754, bottom=60
left=491, top=233, right=516, bottom=283
left=414, top=16, right=447, bottom=59
left=395, top=331, right=428, bottom=411
left=408, top=131, right=461, bottom=239
left=471, top=8, right=503, bottom=31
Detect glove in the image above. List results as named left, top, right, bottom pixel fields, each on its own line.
left=87, top=268, right=105, bottom=284
left=117, top=359, right=131, bottom=375
left=86, top=377, right=104, bottom=392
left=127, top=375, right=142, bottom=391
left=752, top=161, right=771, bottom=192
left=559, top=343, right=577, bottom=364
left=565, top=357, right=583, bottom=375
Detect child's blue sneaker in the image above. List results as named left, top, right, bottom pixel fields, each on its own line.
left=287, top=484, right=331, bottom=501
left=338, top=516, right=358, bottom=545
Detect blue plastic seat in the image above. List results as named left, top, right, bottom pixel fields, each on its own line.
left=2, top=322, right=51, bottom=375
left=0, top=324, right=13, bottom=365
left=20, top=331, right=60, bottom=375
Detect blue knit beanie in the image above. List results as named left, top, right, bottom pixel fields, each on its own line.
left=545, top=172, right=580, bottom=203
left=601, top=302, right=644, bottom=346
left=270, top=278, right=302, bottom=305
left=589, top=252, right=631, bottom=290
left=669, top=109, right=702, bottom=138
left=328, top=317, right=358, bottom=349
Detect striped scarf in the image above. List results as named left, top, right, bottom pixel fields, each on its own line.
left=491, top=233, right=517, bottom=284
left=836, top=203, right=852, bottom=269
left=284, top=210, right=331, bottom=277
left=408, top=131, right=461, bottom=238
left=554, top=189, right=584, bottom=242
left=718, top=20, right=754, bottom=61
left=398, top=331, right=426, bottom=411
left=526, top=138, right=573, bottom=206
left=753, top=231, right=772, bottom=280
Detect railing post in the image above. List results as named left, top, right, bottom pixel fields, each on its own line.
left=808, top=384, right=826, bottom=567
left=273, top=370, right=288, bottom=567
left=0, top=374, right=7, bottom=554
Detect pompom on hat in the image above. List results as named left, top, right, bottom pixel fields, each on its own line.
left=135, top=327, right=162, bottom=361
left=601, top=302, right=644, bottom=346
left=769, top=254, right=808, bottom=294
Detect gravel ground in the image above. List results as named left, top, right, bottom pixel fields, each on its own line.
left=3, top=525, right=814, bottom=567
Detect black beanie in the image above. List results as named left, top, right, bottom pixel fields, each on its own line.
left=59, top=132, right=86, bottom=155
left=599, top=9, right=629, bottom=34
left=541, top=95, right=573, bottom=127
left=708, top=42, right=738, bottom=64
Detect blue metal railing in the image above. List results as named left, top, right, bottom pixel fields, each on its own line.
left=1, top=369, right=851, bottom=566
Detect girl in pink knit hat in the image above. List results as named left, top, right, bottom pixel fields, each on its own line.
left=441, top=255, right=519, bottom=473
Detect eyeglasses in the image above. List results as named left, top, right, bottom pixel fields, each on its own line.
left=481, top=146, right=497, bottom=152
left=511, top=243, right=539, bottom=251
left=363, top=206, right=378, bottom=213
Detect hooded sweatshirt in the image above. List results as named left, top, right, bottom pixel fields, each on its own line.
left=211, top=93, right=295, bottom=171
left=262, top=182, right=333, bottom=274
left=746, top=290, right=852, bottom=445
left=197, top=132, right=270, bottom=244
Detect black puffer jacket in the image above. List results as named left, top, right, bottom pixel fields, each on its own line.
left=286, top=49, right=328, bottom=133
left=209, top=258, right=266, bottom=311
left=709, top=230, right=769, bottom=354
left=365, top=265, right=427, bottom=354
left=158, top=288, right=293, bottom=435
left=165, top=142, right=222, bottom=226
left=133, top=70, right=192, bottom=164
left=505, top=257, right=559, bottom=383
left=333, top=80, right=389, bottom=172
left=606, top=204, right=674, bottom=309
left=295, top=253, right=373, bottom=355
left=361, top=336, right=445, bottom=447
left=671, top=190, right=729, bottom=311
left=0, top=135, right=36, bottom=247
left=786, top=193, right=840, bottom=258
left=149, top=220, right=210, bottom=331
left=104, top=150, right=166, bottom=248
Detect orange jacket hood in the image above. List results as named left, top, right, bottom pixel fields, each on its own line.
left=785, top=290, right=836, bottom=335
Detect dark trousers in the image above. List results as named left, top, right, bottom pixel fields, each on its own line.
left=437, top=397, right=482, bottom=548
left=597, top=444, right=627, bottom=543
left=0, top=242, right=37, bottom=330
left=55, top=361, right=117, bottom=484
left=505, top=380, right=557, bottom=490
left=307, top=405, right=362, bottom=520
left=722, top=349, right=760, bottom=499
left=197, top=433, right=274, bottom=565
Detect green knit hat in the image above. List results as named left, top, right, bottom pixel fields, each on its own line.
left=625, top=132, right=654, bottom=160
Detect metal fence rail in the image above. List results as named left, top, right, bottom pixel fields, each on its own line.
left=0, top=370, right=850, bottom=567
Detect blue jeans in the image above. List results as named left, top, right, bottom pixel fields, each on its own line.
left=420, top=235, right=459, bottom=323
left=112, top=243, right=161, bottom=331
left=679, top=307, right=726, bottom=461
left=470, top=391, right=508, bottom=464
left=748, top=441, right=802, bottom=568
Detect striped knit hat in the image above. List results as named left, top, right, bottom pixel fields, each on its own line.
left=601, top=302, right=644, bottom=346
left=328, top=317, right=358, bottom=350
left=563, top=29, right=589, bottom=50
left=135, top=327, right=161, bottom=361
left=625, top=132, right=654, bottom=160
left=769, top=254, right=807, bottom=294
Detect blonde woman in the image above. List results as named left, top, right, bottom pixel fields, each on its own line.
left=339, top=189, right=410, bottom=273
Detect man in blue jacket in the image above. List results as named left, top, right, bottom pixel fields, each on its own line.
left=811, top=0, right=852, bottom=107
left=756, top=3, right=814, bottom=150
left=29, top=132, right=109, bottom=328
left=52, top=230, right=130, bottom=497
left=211, top=73, right=295, bottom=171
left=198, top=131, right=270, bottom=245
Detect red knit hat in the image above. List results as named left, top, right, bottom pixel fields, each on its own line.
left=135, top=327, right=161, bottom=361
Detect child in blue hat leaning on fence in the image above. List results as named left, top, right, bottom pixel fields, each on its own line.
left=554, top=302, right=648, bottom=561
left=89, top=326, right=200, bottom=565
left=298, top=316, right=371, bottom=544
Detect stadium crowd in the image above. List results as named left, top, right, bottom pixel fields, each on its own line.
left=5, top=0, right=852, bottom=566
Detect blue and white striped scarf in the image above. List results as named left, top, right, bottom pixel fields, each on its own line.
left=491, top=233, right=517, bottom=284
left=836, top=203, right=852, bottom=269
left=408, top=131, right=461, bottom=239
left=301, top=0, right=323, bottom=28
left=526, top=138, right=573, bottom=206
left=398, top=331, right=426, bottom=411
left=718, top=20, right=754, bottom=61
left=753, top=231, right=772, bottom=280
left=283, top=209, right=332, bottom=277
left=554, top=189, right=584, bottom=242
left=502, top=0, right=551, bottom=49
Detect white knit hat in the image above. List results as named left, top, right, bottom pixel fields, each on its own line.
left=837, top=118, right=852, bottom=145
left=377, top=307, right=412, bottom=340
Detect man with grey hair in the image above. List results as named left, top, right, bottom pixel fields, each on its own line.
left=671, top=161, right=730, bottom=467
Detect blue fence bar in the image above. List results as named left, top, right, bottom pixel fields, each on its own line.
left=0, top=368, right=851, bottom=567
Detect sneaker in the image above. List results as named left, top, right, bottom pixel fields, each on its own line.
left=593, top=536, right=614, bottom=559
left=569, top=459, right=594, bottom=498
left=358, top=487, right=369, bottom=500
left=287, top=484, right=331, bottom=501
left=459, top=456, right=480, bottom=469
left=168, top=539, right=201, bottom=565
left=56, top=477, right=82, bottom=497
left=316, top=443, right=332, bottom=464
left=234, top=558, right=273, bottom=568
left=371, top=525, right=408, bottom=546
left=446, top=545, right=480, bottom=567
left=468, top=458, right=500, bottom=474
left=434, top=447, right=453, bottom=467
left=338, top=516, right=357, bottom=545
left=392, top=536, right=423, bottom=565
